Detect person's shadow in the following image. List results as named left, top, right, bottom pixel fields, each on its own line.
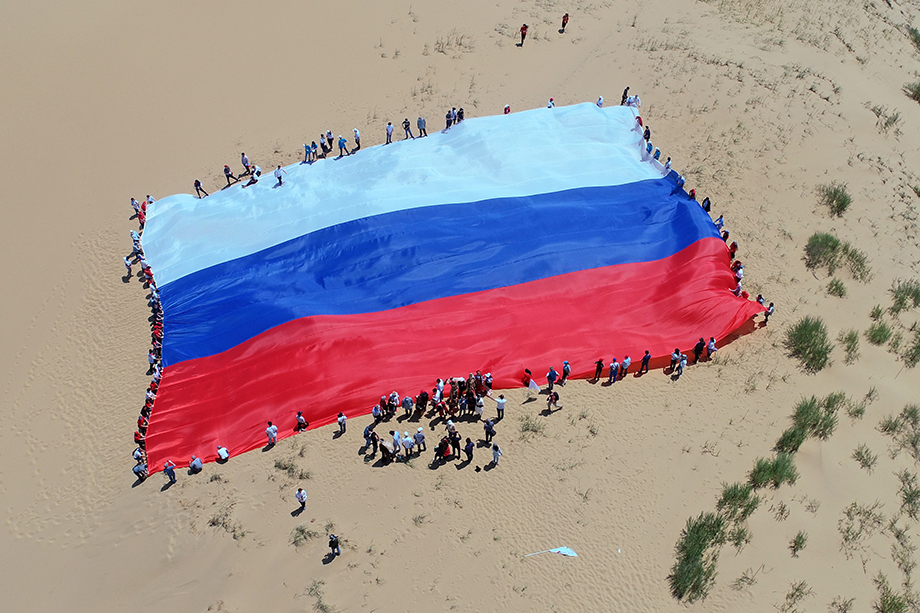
left=516, top=42, right=523, bottom=47
left=322, top=553, right=336, bottom=565
left=290, top=506, right=305, bottom=517
left=332, top=430, right=344, bottom=440
left=122, top=273, right=132, bottom=284
left=262, top=443, right=275, bottom=452
left=484, top=462, right=496, bottom=471
left=558, top=28, right=565, bottom=34
left=160, top=481, right=175, bottom=492
left=455, top=458, right=472, bottom=470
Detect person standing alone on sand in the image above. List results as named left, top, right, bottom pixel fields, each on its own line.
left=492, top=443, right=503, bottom=466
left=520, top=24, right=528, bottom=46
left=561, top=13, right=569, bottom=33
left=386, top=121, right=394, bottom=144
left=223, top=165, right=236, bottom=186
left=295, top=487, right=307, bottom=509
left=194, top=179, right=208, bottom=198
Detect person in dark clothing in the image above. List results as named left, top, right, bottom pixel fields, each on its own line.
left=328, top=534, right=341, bottom=556
left=594, top=358, right=605, bottom=381
left=639, top=350, right=651, bottom=374
left=194, top=179, right=208, bottom=198
left=643, top=126, right=651, bottom=141
left=621, top=86, right=630, bottom=105
left=561, top=12, right=569, bottom=32
left=223, top=165, right=237, bottom=186
left=520, top=24, right=528, bottom=45
left=463, top=438, right=474, bottom=462
left=445, top=110, right=453, bottom=130
left=693, top=338, right=706, bottom=363
left=483, top=419, right=496, bottom=443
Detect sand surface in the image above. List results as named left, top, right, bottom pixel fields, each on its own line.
left=2, top=0, right=920, bottom=610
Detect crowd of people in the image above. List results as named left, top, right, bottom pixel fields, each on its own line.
left=125, top=91, right=774, bottom=489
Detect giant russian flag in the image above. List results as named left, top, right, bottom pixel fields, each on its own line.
left=141, top=102, right=762, bottom=471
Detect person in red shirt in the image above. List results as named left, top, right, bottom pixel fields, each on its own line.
left=561, top=13, right=569, bottom=33
left=520, top=24, right=528, bottom=46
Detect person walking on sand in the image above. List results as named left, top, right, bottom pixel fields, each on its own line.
left=621, top=86, right=630, bottom=105
left=561, top=12, right=569, bottom=32
left=328, top=533, right=341, bottom=556
left=337, top=412, right=346, bottom=434
left=677, top=354, right=688, bottom=378
left=194, top=179, right=208, bottom=198
left=414, top=427, right=427, bottom=452
left=130, top=197, right=140, bottom=216
left=223, top=165, right=237, bottom=186
left=492, top=443, right=503, bottom=466
left=707, top=337, right=718, bottom=359
left=560, top=360, right=571, bottom=386
left=520, top=24, right=528, bottom=46
left=123, top=256, right=132, bottom=277
left=386, top=122, right=394, bottom=144
left=353, top=128, right=361, bottom=151
left=764, top=302, right=775, bottom=324
left=417, top=116, right=427, bottom=137
left=303, top=143, right=310, bottom=163
left=464, top=437, right=474, bottom=462
left=295, top=487, right=307, bottom=509
left=693, top=337, right=706, bottom=364
left=266, top=421, right=278, bottom=445
left=274, top=165, right=287, bottom=185
left=445, top=109, right=453, bottom=130
left=241, top=152, right=252, bottom=176
left=483, top=418, right=496, bottom=443
left=325, top=130, right=334, bottom=151
left=337, top=135, right=350, bottom=156
left=495, top=394, right=506, bottom=420
left=546, top=366, right=558, bottom=391
left=402, top=118, right=414, bottom=139
left=296, top=411, right=307, bottom=431
left=164, top=460, right=177, bottom=484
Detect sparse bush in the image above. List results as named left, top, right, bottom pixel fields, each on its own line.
left=830, top=596, right=855, bottom=613
left=897, top=469, right=920, bottom=520
left=906, top=81, right=920, bottom=104
left=827, top=278, right=847, bottom=297
left=902, top=331, right=920, bottom=369
left=778, top=580, right=813, bottom=612
left=841, top=243, right=871, bottom=282
left=853, top=444, right=877, bottom=472
left=817, top=182, right=852, bottom=217
left=879, top=404, right=920, bottom=463
left=867, top=320, right=893, bottom=345
left=728, top=525, right=751, bottom=551
left=874, top=572, right=910, bottom=613
left=804, top=232, right=841, bottom=272
left=838, top=329, right=859, bottom=364
left=789, top=530, right=808, bottom=557
left=518, top=414, right=545, bottom=437
left=668, top=512, right=726, bottom=603
left=275, top=457, right=311, bottom=480
left=838, top=501, right=885, bottom=559
left=909, top=26, right=920, bottom=52
left=890, top=279, right=920, bottom=315
left=785, top=316, right=833, bottom=372
left=871, top=304, right=884, bottom=320
left=291, top=524, right=320, bottom=547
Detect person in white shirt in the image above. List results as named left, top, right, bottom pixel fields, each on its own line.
left=266, top=421, right=278, bottom=445
left=665, top=157, right=672, bottom=171
left=296, top=411, right=307, bottom=431
left=547, top=98, right=555, bottom=108
left=353, top=128, right=361, bottom=152
left=706, top=337, right=718, bottom=359
left=402, top=432, right=415, bottom=457
left=217, top=445, right=229, bottom=461
left=475, top=396, right=485, bottom=420
left=620, top=355, right=632, bottom=377
left=189, top=455, right=203, bottom=473
left=495, top=394, right=506, bottom=420
left=274, top=165, right=287, bottom=185
left=241, top=152, right=251, bottom=176
left=133, top=447, right=144, bottom=461
left=295, top=488, right=308, bottom=509
left=386, top=122, right=394, bottom=144
left=336, top=412, right=346, bottom=434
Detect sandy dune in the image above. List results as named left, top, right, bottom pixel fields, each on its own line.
left=2, top=0, right=920, bottom=610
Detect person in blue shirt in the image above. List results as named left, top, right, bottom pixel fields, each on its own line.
left=546, top=366, right=558, bottom=391
left=337, top=135, right=350, bottom=156
left=417, top=116, right=427, bottom=137
left=639, top=350, right=651, bottom=374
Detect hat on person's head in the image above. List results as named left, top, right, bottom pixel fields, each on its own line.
left=447, top=420, right=453, bottom=425
left=404, top=432, right=409, bottom=437
left=563, top=360, right=568, bottom=365
left=418, top=427, right=423, bottom=432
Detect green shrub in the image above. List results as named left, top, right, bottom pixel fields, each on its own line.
left=749, top=453, right=799, bottom=490
left=827, top=278, right=847, bottom=297
left=789, top=530, right=808, bottom=557
left=840, top=243, right=871, bottom=282
left=775, top=426, right=808, bottom=454
left=906, top=81, right=920, bottom=104
left=890, top=279, right=920, bottom=315
left=817, top=182, right=852, bottom=217
left=870, top=304, right=884, bottom=320
left=838, top=329, right=859, bottom=364
left=866, top=320, right=893, bottom=345
left=785, top=316, right=833, bottom=372
left=716, top=482, right=761, bottom=522
left=668, top=512, right=726, bottom=602
left=852, top=444, right=877, bottom=472
left=804, top=232, right=841, bottom=272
